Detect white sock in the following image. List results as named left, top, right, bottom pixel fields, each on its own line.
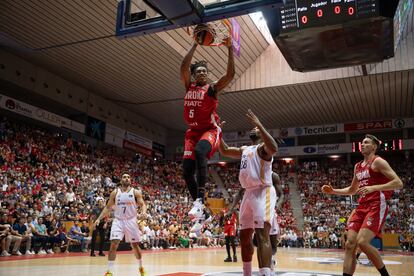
left=259, top=267, right=271, bottom=276
left=243, top=261, right=252, bottom=276
left=137, top=258, right=142, bottom=268
left=108, top=261, right=114, bottom=272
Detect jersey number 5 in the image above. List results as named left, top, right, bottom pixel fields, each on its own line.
left=189, top=109, right=194, bottom=118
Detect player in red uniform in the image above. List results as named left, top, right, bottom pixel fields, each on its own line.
left=322, top=134, right=403, bottom=276
left=181, top=39, right=235, bottom=225
left=223, top=209, right=238, bottom=262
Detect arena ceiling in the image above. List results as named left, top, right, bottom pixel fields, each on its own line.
left=1, top=0, right=414, bottom=132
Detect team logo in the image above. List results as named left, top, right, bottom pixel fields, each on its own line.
left=367, top=217, right=373, bottom=226
left=294, top=127, right=303, bottom=135
left=303, top=147, right=317, bottom=153
left=129, top=194, right=133, bottom=198
left=393, top=119, right=405, bottom=128
left=5, top=99, right=15, bottom=110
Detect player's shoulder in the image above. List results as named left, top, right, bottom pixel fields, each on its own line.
left=371, top=155, right=389, bottom=168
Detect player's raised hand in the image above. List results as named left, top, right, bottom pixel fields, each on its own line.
left=321, top=184, right=334, bottom=194
left=246, top=109, right=262, bottom=127
left=224, top=37, right=232, bottom=48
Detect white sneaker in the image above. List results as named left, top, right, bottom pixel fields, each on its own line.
left=190, top=220, right=203, bottom=232
left=47, top=249, right=54, bottom=254
left=271, top=256, right=277, bottom=271
left=38, top=250, right=47, bottom=255
left=189, top=198, right=204, bottom=220
left=25, top=250, right=34, bottom=255
left=12, top=251, right=22, bottom=256
left=1, top=251, right=11, bottom=257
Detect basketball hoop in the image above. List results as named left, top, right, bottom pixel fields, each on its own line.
left=186, top=19, right=232, bottom=46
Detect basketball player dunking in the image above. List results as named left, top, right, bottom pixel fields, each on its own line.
left=94, top=173, right=148, bottom=276
left=322, top=134, right=403, bottom=276
left=219, top=110, right=278, bottom=276
left=181, top=38, right=234, bottom=227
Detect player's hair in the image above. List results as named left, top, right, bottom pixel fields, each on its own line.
left=365, top=134, right=381, bottom=147
left=190, top=60, right=208, bottom=75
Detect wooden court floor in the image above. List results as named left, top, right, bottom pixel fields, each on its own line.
left=0, top=247, right=412, bottom=276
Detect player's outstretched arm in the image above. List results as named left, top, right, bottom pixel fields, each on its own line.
left=94, top=190, right=116, bottom=227
left=246, top=109, right=277, bottom=159
left=214, top=38, right=235, bottom=95
left=322, top=167, right=359, bottom=196
left=219, top=138, right=243, bottom=159
left=181, top=42, right=198, bottom=90
left=357, top=157, right=403, bottom=196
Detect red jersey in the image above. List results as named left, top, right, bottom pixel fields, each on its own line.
left=224, top=213, right=237, bottom=236
left=183, top=83, right=219, bottom=131
left=355, top=156, right=392, bottom=204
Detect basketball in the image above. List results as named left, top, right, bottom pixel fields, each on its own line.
left=194, top=24, right=215, bottom=46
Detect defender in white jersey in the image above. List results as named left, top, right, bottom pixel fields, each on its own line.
left=219, top=109, right=278, bottom=276
left=94, top=173, right=147, bottom=276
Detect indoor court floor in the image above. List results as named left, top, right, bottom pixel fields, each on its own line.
left=0, top=247, right=412, bottom=276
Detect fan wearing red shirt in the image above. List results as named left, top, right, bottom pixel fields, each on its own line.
left=180, top=39, right=234, bottom=225
left=322, top=134, right=403, bottom=276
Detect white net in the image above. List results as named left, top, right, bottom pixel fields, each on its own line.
left=186, top=19, right=232, bottom=46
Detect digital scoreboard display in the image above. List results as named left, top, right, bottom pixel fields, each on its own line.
left=280, top=0, right=380, bottom=32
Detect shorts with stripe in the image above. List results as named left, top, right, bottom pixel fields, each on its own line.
left=183, top=127, right=221, bottom=160
left=347, top=194, right=388, bottom=237
left=239, top=185, right=276, bottom=230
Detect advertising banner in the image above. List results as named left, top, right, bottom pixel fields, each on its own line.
left=125, top=131, right=152, bottom=150
left=0, top=94, right=85, bottom=133
left=105, top=133, right=123, bottom=148
left=280, top=124, right=344, bottom=137
left=123, top=140, right=152, bottom=156
left=345, top=120, right=393, bottom=132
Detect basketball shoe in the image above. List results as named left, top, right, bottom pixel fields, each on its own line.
left=188, top=198, right=204, bottom=221
left=139, top=266, right=147, bottom=276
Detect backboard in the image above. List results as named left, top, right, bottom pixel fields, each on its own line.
left=115, top=0, right=284, bottom=38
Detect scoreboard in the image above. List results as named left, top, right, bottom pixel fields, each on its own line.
left=280, top=0, right=379, bottom=32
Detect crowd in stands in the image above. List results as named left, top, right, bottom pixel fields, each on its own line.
left=297, top=160, right=414, bottom=250
left=0, top=116, right=413, bottom=257
left=0, top=117, right=223, bottom=256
